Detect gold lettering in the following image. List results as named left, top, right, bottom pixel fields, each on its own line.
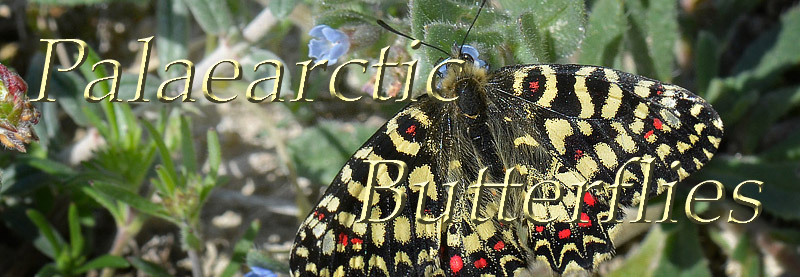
left=247, top=60, right=284, bottom=102
left=34, top=39, right=88, bottom=102
left=157, top=60, right=195, bottom=102
left=292, top=60, right=327, bottom=102
left=356, top=160, right=408, bottom=223
left=728, top=180, right=763, bottom=224
left=523, top=180, right=563, bottom=224
left=414, top=181, right=457, bottom=224
left=130, top=36, right=153, bottom=102
left=84, top=60, right=122, bottom=103
left=426, top=59, right=463, bottom=101
left=685, top=180, right=724, bottom=224
left=203, top=59, right=241, bottom=103
left=330, top=59, right=367, bottom=102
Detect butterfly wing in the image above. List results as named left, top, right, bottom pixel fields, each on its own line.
left=482, top=64, right=723, bottom=272
left=290, top=98, right=530, bottom=276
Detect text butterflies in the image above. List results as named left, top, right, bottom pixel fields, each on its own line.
left=289, top=33, right=722, bottom=277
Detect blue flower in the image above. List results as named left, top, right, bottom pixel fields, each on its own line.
left=308, top=25, right=350, bottom=64
left=437, top=45, right=488, bottom=75
left=243, top=266, right=277, bottom=277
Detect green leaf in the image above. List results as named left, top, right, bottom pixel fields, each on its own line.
left=579, top=0, right=625, bottom=67
left=207, top=129, right=221, bottom=180
left=74, top=255, right=130, bottom=274
left=515, top=0, right=586, bottom=62
left=315, top=9, right=376, bottom=28
left=607, top=225, right=666, bottom=277
left=731, top=235, right=762, bottom=277
left=179, top=116, right=198, bottom=173
left=143, top=121, right=179, bottom=192
left=27, top=209, right=64, bottom=258
left=731, top=6, right=800, bottom=87
left=91, top=182, right=175, bottom=223
left=624, top=0, right=678, bottom=81
left=737, top=85, right=800, bottom=153
left=21, top=157, right=76, bottom=177
left=157, top=0, right=191, bottom=79
left=221, top=220, right=260, bottom=277
left=288, top=121, right=376, bottom=185
left=81, top=186, right=124, bottom=225
left=514, top=12, right=549, bottom=63
left=182, top=0, right=235, bottom=36
left=694, top=31, right=720, bottom=95
left=129, top=257, right=172, bottom=277
left=269, top=0, right=297, bottom=18
left=34, top=264, right=59, bottom=277
left=68, top=204, right=84, bottom=259
left=653, top=221, right=712, bottom=277
left=762, top=128, right=800, bottom=161
left=155, top=166, right=178, bottom=194
left=695, top=156, right=800, bottom=220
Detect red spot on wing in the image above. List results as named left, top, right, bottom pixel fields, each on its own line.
left=535, top=225, right=544, bottom=233
left=644, top=130, right=654, bottom=139
left=578, top=213, right=592, bottom=227
left=574, top=149, right=584, bottom=160
left=338, top=233, right=349, bottom=246
left=584, top=192, right=596, bottom=206
left=350, top=238, right=363, bottom=245
left=474, top=257, right=488, bottom=269
left=406, top=124, right=417, bottom=136
left=653, top=118, right=663, bottom=130
left=450, top=255, right=463, bottom=273
left=313, top=210, right=324, bottom=220
left=558, top=229, right=571, bottom=239
left=493, top=241, right=505, bottom=251
left=529, top=81, right=540, bottom=94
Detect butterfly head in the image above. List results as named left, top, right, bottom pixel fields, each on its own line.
left=435, top=45, right=491, bottom=118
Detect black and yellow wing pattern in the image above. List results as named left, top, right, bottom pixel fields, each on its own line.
left=290, top=63, right=723, bottom=276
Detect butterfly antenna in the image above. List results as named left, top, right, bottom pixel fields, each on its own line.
left=377, top=20, right=450, bottom=57
left=459, top=0, right=488, bottom=56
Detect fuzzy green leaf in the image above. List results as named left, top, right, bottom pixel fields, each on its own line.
left=516, top=0, right=585, bottom=62
left=625, top=0, right=678, bottom=81
left=579, top=0, right=625, bottom=67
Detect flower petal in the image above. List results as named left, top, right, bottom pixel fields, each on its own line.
left=309, top=24, right=329, bottom=38
left=322, top=27, right=347, bottom=43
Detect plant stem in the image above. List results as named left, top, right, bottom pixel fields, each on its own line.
left=188, top=248, right=204, bottom=277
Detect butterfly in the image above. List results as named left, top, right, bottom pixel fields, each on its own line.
left=289, top=7, right=723, bottom=277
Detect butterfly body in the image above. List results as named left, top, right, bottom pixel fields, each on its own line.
left=290, top=60, right=723, bottom=276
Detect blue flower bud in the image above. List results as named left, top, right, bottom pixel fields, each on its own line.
left=308, top=25, right=350, bottom=64
left=243, top=266, right=277, bottom=277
